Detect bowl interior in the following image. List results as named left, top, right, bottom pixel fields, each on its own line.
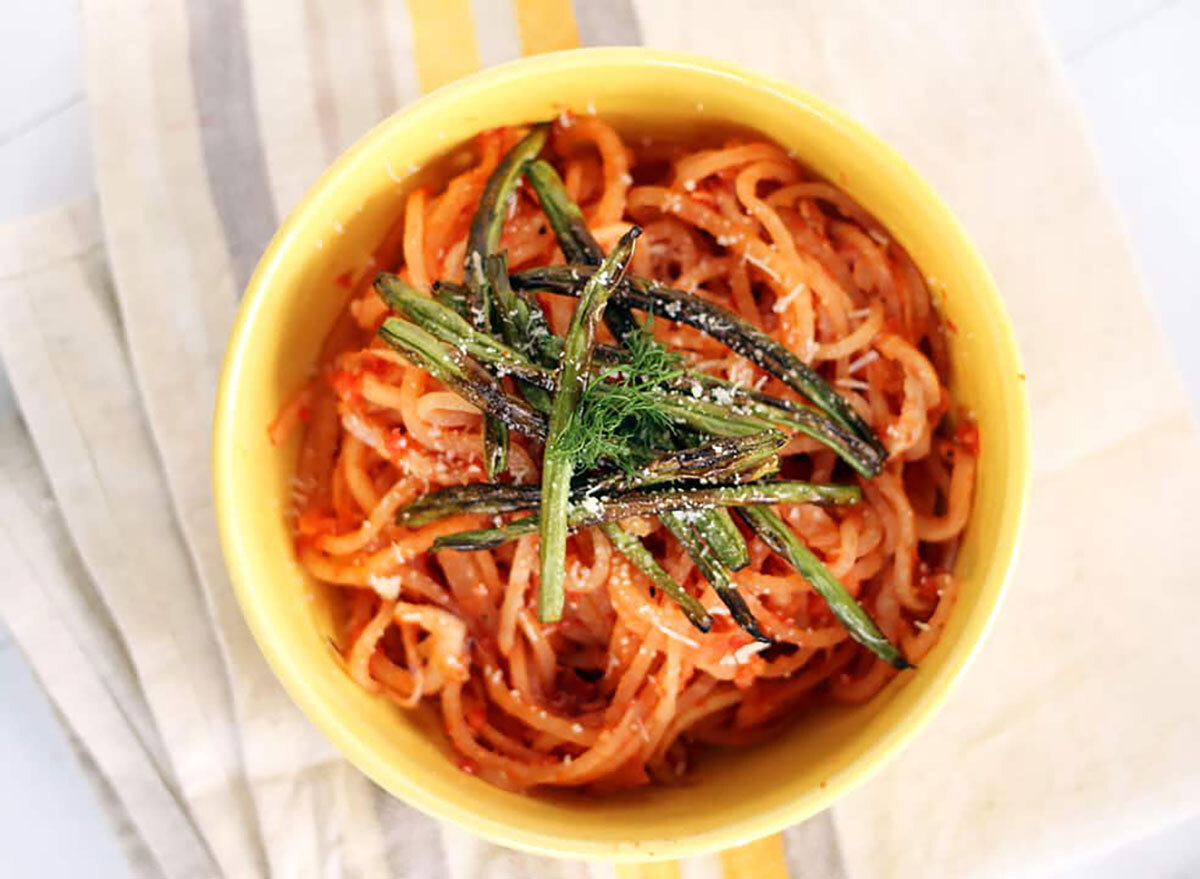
left=214, top=49, right=1028, bottom=861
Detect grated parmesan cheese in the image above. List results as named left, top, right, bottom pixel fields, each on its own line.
left=710, top=385, right=735, bottom=406
left=342, top=413, right=387, bottom=458
left=847, top=349, right=879, bottom=375
left=656, top=624, right=700, bottom=649
left=743, top=252, right=781, bottom=282
left=772, top=283, right=807, bottom=314
left=719, top=641, right=770, bottom=665
left=367, top=574, right=402, bottom=600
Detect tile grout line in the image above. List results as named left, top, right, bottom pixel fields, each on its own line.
left=0, top=92, right=86, bottom=147
left=1063, top=0, right=1185, bottom=62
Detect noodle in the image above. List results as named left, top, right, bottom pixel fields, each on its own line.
left=279, top=119, right=977, bottom=790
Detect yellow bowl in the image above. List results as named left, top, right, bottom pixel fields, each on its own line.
left=213, top=48, right=1030, bottom=861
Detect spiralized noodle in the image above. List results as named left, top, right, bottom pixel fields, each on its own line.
left=279, top=119, right=977, bottom=790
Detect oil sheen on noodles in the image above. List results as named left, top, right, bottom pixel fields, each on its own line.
left=272, top=117, right=977, bottom=791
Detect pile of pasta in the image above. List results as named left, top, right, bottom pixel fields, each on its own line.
left=273, top=117, right=977, bottom=791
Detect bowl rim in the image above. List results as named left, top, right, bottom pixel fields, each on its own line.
left=213, top=46, right=1032, bottom=861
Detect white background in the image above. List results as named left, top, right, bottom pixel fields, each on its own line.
left=1, top=1, right=1197, bottom=875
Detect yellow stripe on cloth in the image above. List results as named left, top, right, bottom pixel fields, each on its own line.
left=406, top=0, right=481, bottom=92
left=513, top=0, right=580, bottom=55
left=614, top=833, right=786, bottom=879
left=720, top=834, right=789, bottom=879
left=615, top=861, right=679, bottom=879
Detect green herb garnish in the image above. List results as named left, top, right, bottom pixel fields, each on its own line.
left=554, top=318, right=686, bottom=473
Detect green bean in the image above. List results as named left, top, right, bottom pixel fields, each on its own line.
left=666, top=373, right=884, bottom=478
left=598, top=480, right=864, bottom=511
left=700, top=507, right=751, bottom=571
left=583, top=430, right=787, bottom=494
left=395, top=484, right=540, bottom=527
left=465, top=125, right=549, bottom=478
left=376, top=273, right=552, bottom=388
left=432, top=479, right=863, bottom=551
left=468, top=124, right=549, bottom=257
left=432, top=283, right=469, bottom=318
left=523, top=160, right=604, bottom=263
left=523, top=159, right=642, bottom=344
left=434, top=518, right=539, bottom=551
left=484, top=253, right=555, bottom=412
left=399, top=432, right=785, bottom=529
left=600, top=523, right=713, bottom=633
left=737, top=506, right=910, bottom=669
left=660, top=511, right=768, bottom=642
left=539, top=227, right=641, bottom=622
left=377, top=318, right=547, bottom=439
left=485, top=252, right=558, bottom=367
left=652, top=394, right=769, bottom=438
left=735, top=458, right=782, bottom=484
left=433, top=281, right=623, bottom=365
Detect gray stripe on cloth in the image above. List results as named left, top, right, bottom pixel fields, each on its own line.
left=62, top=724, right=172, bottom=879
left=300, top=0, right=343, bottom=165
left=783, top=811, right=847, bottom=879
left=375, top=794, right=454, bottom=879
left=437, top=821, right=608, bottom=879
left=572, top=0, right=642, bottom=45
left=185, top=0, right=279, bottom=293
left=472, top=0, right=523, bottom=68
left=365, top=0, right=401, bottom=115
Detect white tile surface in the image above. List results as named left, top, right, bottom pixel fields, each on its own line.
left=0, top=0, right=1198, bottom=875
left=0, top=0, right=92, bottom=222
left=1054, top=812, right=1200, bottom=878
left=1040, top=0, right=1180, bottom=58
left=1042, top=0, right=1200, bottom=413
left=0, top=628, right=130, bottom=878
left=0, top=100, right=93, bottom=223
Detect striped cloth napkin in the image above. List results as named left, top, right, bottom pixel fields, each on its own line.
left=2, top=1, right=1199, bottom=877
